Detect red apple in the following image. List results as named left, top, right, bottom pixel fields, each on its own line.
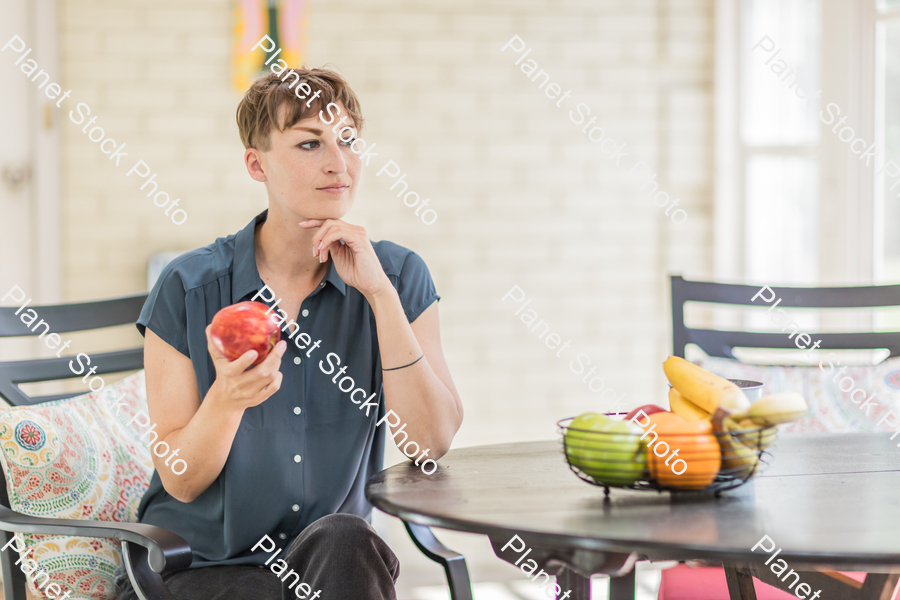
left=210, top=301, right=281, bottom=366
left=625, top=404, right=667, bottom=422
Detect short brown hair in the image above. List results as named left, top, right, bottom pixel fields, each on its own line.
left=236, top=67, right=364, bottom=151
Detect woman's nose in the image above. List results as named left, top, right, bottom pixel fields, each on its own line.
left=324, top=143, right=347, bottom=173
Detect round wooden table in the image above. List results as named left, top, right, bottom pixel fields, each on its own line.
left=366, top=433, right=900, bottom=600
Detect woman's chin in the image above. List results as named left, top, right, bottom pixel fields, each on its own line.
left=282, top=206, right=349, bottom=223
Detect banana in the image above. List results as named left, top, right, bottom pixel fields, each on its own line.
left=732, top=392, right=808, bottom=427
left=663, top=356, right=751, bottom=415
left=733, top=417, right=777, bottom=450
left=714, top=415, right=760, bottom=479
left=668, top=388, right=711, bottom=421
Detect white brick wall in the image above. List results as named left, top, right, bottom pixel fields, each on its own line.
left=59, top=3, right=714, bottom=577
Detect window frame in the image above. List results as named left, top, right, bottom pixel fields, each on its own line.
left=715, top=0, right=878, bottom=287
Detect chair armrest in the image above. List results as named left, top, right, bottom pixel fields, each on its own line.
left=0, top=504, right=191, bottom=573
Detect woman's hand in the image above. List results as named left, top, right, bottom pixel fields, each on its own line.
left=299, top=219, right=392, bottom=298
left=206, top=325, right=287, bottom=412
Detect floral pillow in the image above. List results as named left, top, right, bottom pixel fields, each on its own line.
left=696, top=356, right=900, bottom=434
left=0, top=371, right=153, bottom=600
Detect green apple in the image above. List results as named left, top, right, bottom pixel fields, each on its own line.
left=565, top=413, right=647, bottom=486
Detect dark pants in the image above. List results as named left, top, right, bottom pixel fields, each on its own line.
left=116, top=513, right=400, bottom=600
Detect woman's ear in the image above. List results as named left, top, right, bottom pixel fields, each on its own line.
left=244, top=148, right=267, bottom=182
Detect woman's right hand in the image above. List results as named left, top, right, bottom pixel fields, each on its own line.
left=206, top=325, right=287, bottom=411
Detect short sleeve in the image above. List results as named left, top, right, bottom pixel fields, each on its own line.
left=136, top=263, right=191, bottom=358
left=395, top=251, right=440, bottom=323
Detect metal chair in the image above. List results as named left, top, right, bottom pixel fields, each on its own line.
left=668, top=275, right=900, bottom=600
left=0, top=293, right=473, bottom=600
left=0, top=292, right=191, bottom=600
left=671, top=275, right=900, bottom=360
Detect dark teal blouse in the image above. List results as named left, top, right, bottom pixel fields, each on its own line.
left=135, top=210, right=439, bottom=566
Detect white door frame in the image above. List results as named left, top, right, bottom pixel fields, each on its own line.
left=0, top=0, right=60, bottom=307
left=32, top=0, right=61, bottom=303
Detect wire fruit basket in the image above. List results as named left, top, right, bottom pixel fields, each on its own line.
left=557, top=414, right=775, bottom=496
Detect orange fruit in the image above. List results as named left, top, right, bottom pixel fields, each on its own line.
left=643, top=412, right=721, bottom=490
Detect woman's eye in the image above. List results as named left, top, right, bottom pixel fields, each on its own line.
left=339, top=138, right=356, bottom=146
left=299, top=140, right=319, bottom=150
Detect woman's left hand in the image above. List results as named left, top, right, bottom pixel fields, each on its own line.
left=299, top=219, right=391, bottom=298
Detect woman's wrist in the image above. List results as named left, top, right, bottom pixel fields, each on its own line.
left=363, top=274, right=398, bottom=306
left=205, top=380, right=247, bottom=420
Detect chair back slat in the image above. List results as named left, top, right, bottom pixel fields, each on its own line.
left=671, top=276, right=900, bottom=358
left=0, top=293, right=147, bottom=337
left=0, top=294, right=148, bottom=406
left=0, top=349, right=145, bottom=406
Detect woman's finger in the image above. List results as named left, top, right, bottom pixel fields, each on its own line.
left=256, top=340, right=287, bottom=373
left=298, top=219, right=326, bottom=229
left=300, top=219, right=331, bottom=256
left=318, top=228, right=363, bottom=254
left=310, top=220, right=341, bottom=252
left=226, top=348, right=260, bottom=374
left=257, top=370, right=284, bottom=400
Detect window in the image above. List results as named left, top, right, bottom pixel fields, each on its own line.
left=740, top=0, right=822, bottom=285
left=876, top=2, right=900, bottom=281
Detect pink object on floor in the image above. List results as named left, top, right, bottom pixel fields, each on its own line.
left=658, top=565, right=875, bottom=600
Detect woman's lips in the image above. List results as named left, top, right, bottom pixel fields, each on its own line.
left=317, top=185, right=348, bottom=195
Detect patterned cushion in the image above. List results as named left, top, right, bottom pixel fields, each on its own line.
left=696, top=355, right=900, bottom=434
left=0, top=371, right=153, bottom=599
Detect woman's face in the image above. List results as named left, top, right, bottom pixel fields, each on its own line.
left=247, top=101, right=362, bottom=220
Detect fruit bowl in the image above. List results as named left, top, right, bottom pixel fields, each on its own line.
left=558, top=414, right=775, bottom=496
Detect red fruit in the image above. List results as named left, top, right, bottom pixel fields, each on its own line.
left=625, top=404, right=667, bottom=421
left=210, top=301, right=281, bottom=366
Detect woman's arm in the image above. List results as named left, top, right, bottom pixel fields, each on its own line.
left=301, top=218, right=463, bottom=459
left=144, top=328, right=287, bottom=502
left=369, top=289, right=463, bottom=459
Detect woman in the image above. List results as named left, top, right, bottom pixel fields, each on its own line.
left=117, top=67, right=463, bottom=600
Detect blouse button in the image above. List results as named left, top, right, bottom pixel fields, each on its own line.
left=292, top=504, right=300, bottom=512
left=278, top=533, right=287, bottom=540
left=301, top=309, right=309, bottom=317
left=293, top=357, right=302, bottom=365
left=294, top=455, right=302, bottom=463
left=293, top=407, right=301, bottom=415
